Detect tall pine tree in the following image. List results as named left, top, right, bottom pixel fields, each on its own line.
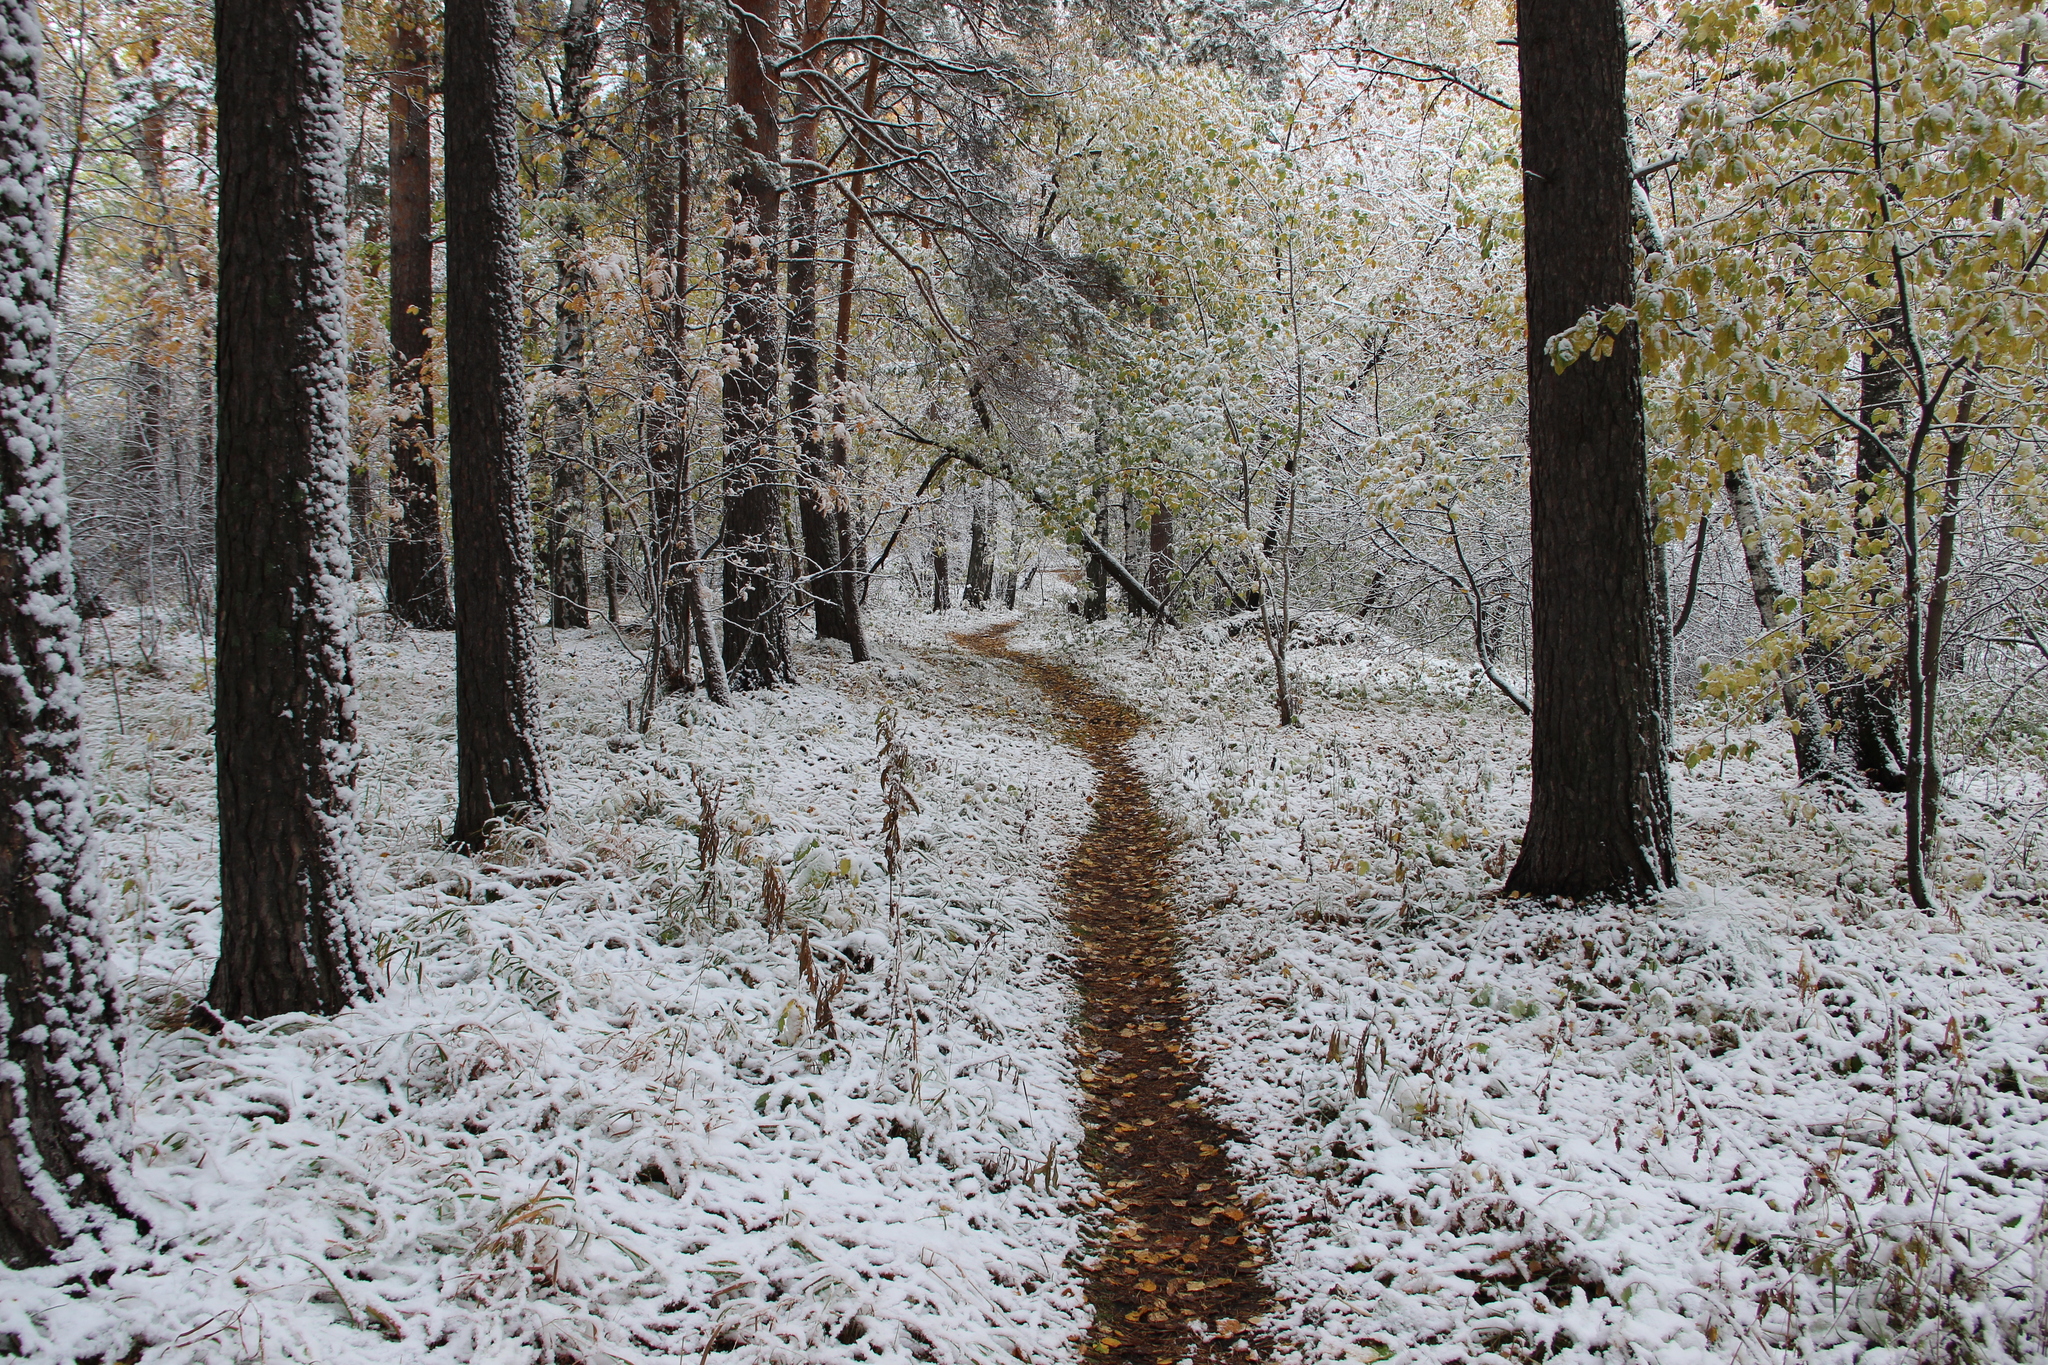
left=0, top=0, right=133, bottom=1263
left=385, top=0, right=455, bottom=631
left=209, top=0, right=374, bottom=1019
left=446, top=0, right=549, bottom=844
left=720, top=0, right=790, bottom=689
left=1504, top=0, right=1677, bottom=899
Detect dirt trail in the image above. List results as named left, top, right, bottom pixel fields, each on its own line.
left=956, top=623, right=1273, bottom=1363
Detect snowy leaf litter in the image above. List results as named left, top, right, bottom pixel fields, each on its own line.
left=18, top=597, right=2048, bottom=1363
left=9, top=603, right=1092, bottom=1364
left=1012, top=611, right=2048, bottom=1364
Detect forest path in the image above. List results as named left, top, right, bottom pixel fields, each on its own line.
left=954, top=623, right=1273, bottom=1364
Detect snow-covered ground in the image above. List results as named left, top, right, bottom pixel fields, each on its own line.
left=16, top=598, right=2048, bottom=1363
left=11, top=602, right=1096, bottom=1364
left=1014, top=610, right=2048, bottom=1364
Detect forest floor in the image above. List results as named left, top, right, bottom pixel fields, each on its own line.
left=1013, top=608, right=2048, bottom=1365
left=14, top=599, right=2048, bottom=1365
left=958, top=622, right=1271, bottom=1364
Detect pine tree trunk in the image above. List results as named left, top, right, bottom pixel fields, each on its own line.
left=211, top=0, right=374, bottom=1018
left=720, top=0, right=789, bottom=689
left=446, top=0, right=549, bottom=844
left=385, top=0, right=455, bottom=630
left=787, top=0, right=848, bottom=642
left=544, top=0, right=597, bottom=631
left=820, top=2, right=885, bottom=663
left=121, top=54, right=169, bottom=597
left=347, top=154, right=381, bottom=585
left=640, top=0, right=690, bottom=687
left=641, top=0, right=720, bottom=691
left=0, top=4, right=132, bottom=1263
left=932, top=514, right=952, bottom=611
left=1504, top=0, right=1676, bottom=900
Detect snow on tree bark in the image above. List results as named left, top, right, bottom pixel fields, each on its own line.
left=1504, top=0, right=1676, bottom=900
left=209, top=0, right=374, bottom=1020
left=445, top=0, right=549, bottom=844
left=0, top=0, right=134, bottom=1265
left=542, top=0, right=597, bottom=632
left=720, top=0, right=791, bottom=690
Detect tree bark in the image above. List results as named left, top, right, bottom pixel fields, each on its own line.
left=640, top=0, right=686, bottom=684
left=819, top=0, right=888, bottom=663
left=543, top=0, right=598, bottom=630
left=1504, top=0, right=1676, bottom=900
left=385, top=0, right=455, bottom=630
left=346, top=131, right=384, bottom=585
left=720, top=0, right=789, bottom=689
left=446, top=0, right=549, bottom=844
left=1146, top=502, right=1174, bottom=600
left=931, top=510, right=952, bottom=610
left=1916, top=375, right=1976, bottom=863
left=1723, top=462, right=1840, bottom=782
left=598, top=460, right=621, bottom=623
left=1837, top=310, right=1910, bottom=789
left=0, top=3, right=133, bottom=1263
left=678, top=443, right=732, bottom=705
left=211, top=0, right=374, bottom=1017
left=120, top=42, right=170, bottom=594
left=1082, top=496, right=1110, bottom=621
left=787, top=0, right=848, bottom=642
left=964, top=487, right=993, bottom=608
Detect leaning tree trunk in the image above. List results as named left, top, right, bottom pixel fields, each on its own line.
left=385, top=0, right=455, bottom=630
left=543, top=0, right=598, bottom=630
left=1503, top=0, right=1676, bottom=900
left=1723, top=461, right=1841, bottom=783
left=720, top=0, right=789, bottom=689
left=0, top=2, right=133, bottom=1264
left=446, top=0, right=549, bottom=844
left=211, top=0, right=373, bottom=1021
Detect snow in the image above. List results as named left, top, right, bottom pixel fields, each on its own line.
left=8, top=604, right=1094, bottom=1363
left=1018, top=610, right=2048, bottom=1362
left=15, top=596, right=2048, bottom=1360
left=0, top=0, right=130, bottom=1254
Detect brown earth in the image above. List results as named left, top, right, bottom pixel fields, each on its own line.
left=956, top=623, right=1275, bottom=1364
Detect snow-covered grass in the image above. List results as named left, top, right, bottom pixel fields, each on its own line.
left=26, top=596, right=2048, bottom=1363
left=11, top=605, right=1094, bottom=1365
left=1017, top=611, right=2048, bottom=1363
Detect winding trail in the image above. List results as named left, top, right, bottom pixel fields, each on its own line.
left=956, top=623, right=1273, bottom=1363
